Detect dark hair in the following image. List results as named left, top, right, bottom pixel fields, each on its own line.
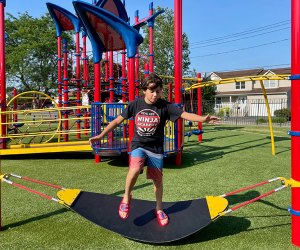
left=140, top=73, right=163, bottom=91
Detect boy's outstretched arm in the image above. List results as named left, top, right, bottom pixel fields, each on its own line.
left=89, top=115, right=125, bottom=146
left=181, top=112, right=220, bottom=124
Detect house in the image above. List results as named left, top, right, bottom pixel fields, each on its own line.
left=207, top=67, right=291, bottom=117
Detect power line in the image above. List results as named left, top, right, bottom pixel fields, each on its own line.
left=190, top=20, right=290, bottom=46
left=190, top=38, right=289, bottom=58
left=208, top=64, right=290, bottom=73
left=190, top=27, right=289, bottom=49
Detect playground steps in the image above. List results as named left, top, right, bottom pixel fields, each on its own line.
left=0, top=141, right=92, bottom=155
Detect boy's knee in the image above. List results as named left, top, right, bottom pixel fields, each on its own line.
left=153, top=179, right=163, bottom=187
left=129, top=167, right=143, bottom=177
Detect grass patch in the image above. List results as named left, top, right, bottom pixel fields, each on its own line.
left=0, top=125, right=296, bottom=249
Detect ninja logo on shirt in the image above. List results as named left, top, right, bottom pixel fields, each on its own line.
left=135, top=109, right=160, bottom=136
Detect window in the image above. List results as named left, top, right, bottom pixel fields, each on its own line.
left=263, top=79, right=277, bottom=88
left=236, top=81, right=245, bottom=89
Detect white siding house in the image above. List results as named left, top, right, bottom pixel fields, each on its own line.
left=208, top=68, right=290, bottom=116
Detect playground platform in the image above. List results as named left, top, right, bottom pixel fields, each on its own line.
left=0, top=141, right=92, bottom=155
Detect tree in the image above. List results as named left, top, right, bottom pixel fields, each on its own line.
left=138, top=6, right=190, bottom=80
left=5, top=12, right=74, bottom=95
left=201, top=73, right=216, bottom=101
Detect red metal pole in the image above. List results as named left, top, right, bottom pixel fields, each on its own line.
left=63, top=39, right=69, bottom=142
left=291, top=0, right=300, bottom=246
left=105, top=52, right=109, bottom=82
left=174, top=0, right=183, bottom=166
left=82, top=34, right=88, bottom=88
left=108, top=51, right=114, bottom=146
left=149, top=3, right=154, bottom=73
left=94, top=62, right=101, bottom=163
left=197, top=73, right=203, bottom=142
left=121, top=50, right=127, bottom=102
left=109, top=51, right=114, bottom=102
left=144, top=63, right=149, bottom=78
left=82, top=33, right=89, bottom=135
left=128, top=57, right=135, bottom=147
left=13, top=88, right=17, bottom=125
left=135, top=11, right=140, bottom=97
left=57, top=36, right=62, bottom=108
left=0, top=0, right=6, bottom=231
left=75, top=32, right=81, bottom=139
left=0, top=0, right=6, bottom=151
left=94, top=63, right=101, bottom=105
left=121, top=50, right=127, bottom=139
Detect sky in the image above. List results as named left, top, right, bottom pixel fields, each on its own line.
left=4, top=0, right=291, bottom=74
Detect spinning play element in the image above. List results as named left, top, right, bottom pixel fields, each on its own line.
left=6, top=91, right=61, bottom=145
left=1, top=174, right=296, bottom=243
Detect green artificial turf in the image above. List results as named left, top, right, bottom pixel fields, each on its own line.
left=0, top=125, right=297, bottom=249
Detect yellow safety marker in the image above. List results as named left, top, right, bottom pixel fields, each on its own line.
left=206, top=196, right=229, bottom=220
left=57, top=189, right=81, bottom=207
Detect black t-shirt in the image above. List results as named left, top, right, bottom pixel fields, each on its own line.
left=121, top=97, right=183, bottom=154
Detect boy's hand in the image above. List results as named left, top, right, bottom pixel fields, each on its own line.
left=203, top=114, right=220, bottom=124
left=89, top=136, right=101, bottom=147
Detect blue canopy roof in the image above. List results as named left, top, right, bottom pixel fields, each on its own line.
left=46, top=2, right=81, bottom=37
left=73, top=0, right=143, bottom=63
left=96, top=0, right=128, bottom=22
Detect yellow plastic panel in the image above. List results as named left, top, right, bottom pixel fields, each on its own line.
left=206, top=196, right=229, bottom=220
left=57, top=189, right=81, bottom=207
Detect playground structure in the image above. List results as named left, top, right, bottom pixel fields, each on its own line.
left=0, top=0, right=187, bottom=161
left=0, top=0, right=299, bottom=247
left=0, top=0, right=207, bottom=162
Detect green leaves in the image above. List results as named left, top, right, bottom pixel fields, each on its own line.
left=5, top=12, right=74, bottom=94
left=139, top=6, right=191, bottom=80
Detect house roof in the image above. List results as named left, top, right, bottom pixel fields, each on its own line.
left=211, top=67, right=291, bottom=79
left=216, top=87, right=290, bottom=96
left=261, top=67, right=291, bottom=75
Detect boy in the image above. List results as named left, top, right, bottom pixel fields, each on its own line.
left=89, top=73, right=219, bottom=227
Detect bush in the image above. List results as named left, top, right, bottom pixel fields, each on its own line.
left=217, top=107, right=230, bottom=118
left=218, top=108, right=225, bottom=118
left=274, top=108, right=291, bottom=120
left=257, top=118, right=267, bottom=124
left=225, top=107, right=230, bottom=117
left=272, top=117, right=288, bottom=123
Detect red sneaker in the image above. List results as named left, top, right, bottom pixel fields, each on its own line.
left=119, top=194, right=132, bottom=219
left=155, top=210, right=169, bottom=227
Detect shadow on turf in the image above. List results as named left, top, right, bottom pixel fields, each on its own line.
left=226, top=190, right=288, bottom=211
left=184, top=132, right=241, bottom=143
left=2, top=208, right=69, bottom=230
left=111, top=182, right=153, bottom=196
left=168, top=216, right=251, bottom=245
left=162, top=189, right=289, bottom=246
left=165, top=134, right=286, bottom=169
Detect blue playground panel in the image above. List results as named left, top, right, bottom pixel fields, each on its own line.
left=91, top=103, right=179, bottom=157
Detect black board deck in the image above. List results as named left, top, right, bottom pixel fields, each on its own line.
left=70, top=191, right=213, bottom=243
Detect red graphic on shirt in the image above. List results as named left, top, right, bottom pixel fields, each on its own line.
left=135, top=109, right=160, bottom=136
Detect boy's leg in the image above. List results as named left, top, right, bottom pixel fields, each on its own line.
left=122, top=148, right=146, bottom=204
left=119, top=148, right=145, bottom=219
left=122, top=167, right=141, bottom=203
left=153, top=179, right=163, bottom=211
left=145, top=150, right=168, bottom=226
left=145, top=150, right=164, bottom=207
left=153, top=178, right=168, bottom=226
